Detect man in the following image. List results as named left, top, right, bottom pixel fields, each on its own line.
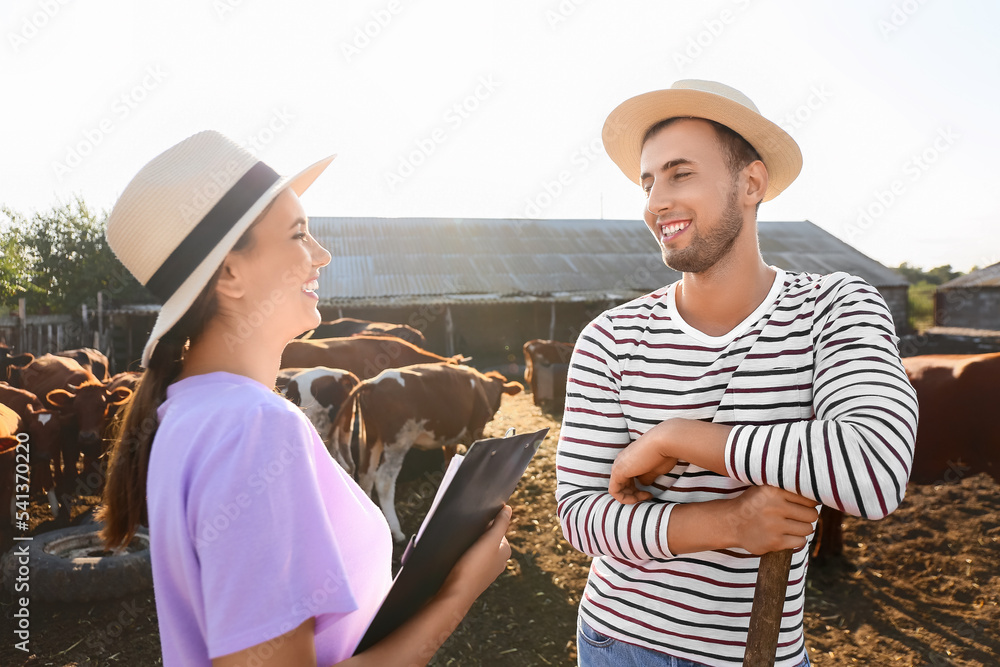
left=555, top=80, right=917, bottom=666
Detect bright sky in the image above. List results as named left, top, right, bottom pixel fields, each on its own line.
left=2, top=0, right=997, bottom=272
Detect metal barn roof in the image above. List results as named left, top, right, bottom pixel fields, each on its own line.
left=310, top=218, right=907, bottom=307
left=938, top=261, right=1000, bottom=289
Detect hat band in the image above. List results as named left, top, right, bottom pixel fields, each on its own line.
left=145, top=161, right=281, bottom=302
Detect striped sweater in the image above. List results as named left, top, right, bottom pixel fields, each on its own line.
left=556, top=269, right=917, bottom=666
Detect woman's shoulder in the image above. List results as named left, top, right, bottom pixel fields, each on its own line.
left=160, top=371, right=306, bottom=430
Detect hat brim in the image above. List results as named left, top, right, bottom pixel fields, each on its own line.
left=140, top=154, right=336, bottom=367
left=602, top=88, right=802, bottom=202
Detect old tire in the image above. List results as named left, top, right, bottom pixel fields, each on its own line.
left=1, top=524, right=152, bottom=602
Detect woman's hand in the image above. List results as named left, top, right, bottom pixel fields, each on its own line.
left=439, top=505, right=512, bottom=606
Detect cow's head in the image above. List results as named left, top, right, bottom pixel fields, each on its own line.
left=312, top=372, right=361, bottom=421
left=482, top=371, right=524, bottom=411
left=46, top=380, right=134, bottom=444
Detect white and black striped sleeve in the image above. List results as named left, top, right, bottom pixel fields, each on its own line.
left=556, top=314, right=678, bottom=560
left=725, top=274, right=917, bottom=519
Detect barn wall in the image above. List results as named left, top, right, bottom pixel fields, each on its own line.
left=935, top=288, right=1000, bottom=331
left=325, top=300, right=624, bottom=371
left=876, top=286, right=909, bottom=336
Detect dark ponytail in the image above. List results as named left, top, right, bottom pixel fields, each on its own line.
left=98, top=208, right=265, bottom=550
left=97, top=287, right=218, bottom=549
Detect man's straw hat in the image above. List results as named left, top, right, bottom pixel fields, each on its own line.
left=105, top=130, right=334, bottom=367
left=602, top=79, right=802, bottom=201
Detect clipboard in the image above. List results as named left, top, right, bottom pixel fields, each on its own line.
left=354, top=427, right=549, bottom=654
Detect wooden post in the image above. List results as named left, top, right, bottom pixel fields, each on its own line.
left=444, top=306, right=455, bottom=357
left=549, top=302, right=557, bottom=340
left=744, top=548, right=794, bottom=666
left=18, top=298, right=26, bottom=352
left=97, top=291, right=104, bottom=349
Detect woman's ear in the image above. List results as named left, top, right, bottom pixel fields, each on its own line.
left=744, top=160, right=769, bottom=205
left=214, top=254, right=246, bottom=300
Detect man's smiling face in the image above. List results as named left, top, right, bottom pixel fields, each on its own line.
left=639, top=118, right=747, bottom=274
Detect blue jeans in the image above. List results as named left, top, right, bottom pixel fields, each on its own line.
left=577, top=618, right=811, bottom=667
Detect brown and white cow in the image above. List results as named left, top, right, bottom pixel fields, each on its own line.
left=343, top=363, right=523, bottom=541
left=275, top=367, right=309, bottom=393
left=56, top=347, right=111, bottom=383
left=281, top=335, right=464, bottom=381
left=282, top=366, right=361, bottom=474
left=301, top=318, right=428, bottom=349
left=522, top=339, right=574, bottom=408
left=814, top=352, right=998, bottom=561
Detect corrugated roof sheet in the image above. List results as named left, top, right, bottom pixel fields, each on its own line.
left=939, top=261, right=1000, bottom=289
left=311, top=218, right=907, bottom=306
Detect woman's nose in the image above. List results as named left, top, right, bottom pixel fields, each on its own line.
left=312, top=237, right=332, bottom=268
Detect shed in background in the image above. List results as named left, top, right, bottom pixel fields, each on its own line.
left=934, top=261, right=1000, bottom=332
left=310, top=217, right=909, bottom=369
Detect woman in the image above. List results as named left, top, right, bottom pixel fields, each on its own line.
left=98, top=131, right=512, bottom=666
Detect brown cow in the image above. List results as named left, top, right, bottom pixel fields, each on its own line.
left=104, top=371, right=142, bottom=428
left=281, top=335, right=463, bottom=381
left=0, top=385, right=62, bottom=516
left=20, top=354, right=93, bottom=409
left=815, top=352, right=998, bottom=561
left=301, top=317, right=427, bottom=348
left=343, top=363, right=523, bottom=541
left=282, top=366, right=361, bottom=474
left=1, top=343, right=34, bottom=385
left=46, top=379, right=133, bottom=497
left=56, top=347, right=111, bottom=382
left=1, top=434, right=20, bottom=551
left=522, top=339, right=574, bottom=408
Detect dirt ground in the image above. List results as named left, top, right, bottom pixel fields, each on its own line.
left=1, top=390, right=998, bottom=666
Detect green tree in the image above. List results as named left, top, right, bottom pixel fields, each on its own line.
left=1, top=197, right=156, bottom=315
left=894, top=262, right=963, bottom=286
left=0, top=223, right=43, bottom=311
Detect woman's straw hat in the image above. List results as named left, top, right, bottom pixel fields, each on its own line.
left=105, top=130, right=334, bottom=367
left=602, top=79, right=802, bottom=201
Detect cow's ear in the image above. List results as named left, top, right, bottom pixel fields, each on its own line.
left=46, top=388, right=75, bottom=408
left=339, top=373, right=360, bottom=391
left=13, top=353, right=34, bottom=366
left=502, top=381, right=524, bottom=396
left=108, top=387, right=133, bottom=406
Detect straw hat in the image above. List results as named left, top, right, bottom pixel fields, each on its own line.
left=105, top=130, right=335, bottom=367
left=602, top=80, right=802, bottom=201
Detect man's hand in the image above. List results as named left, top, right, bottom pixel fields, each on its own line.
left=726, top=485, right=819, bottom=555
left=609, top=418, right=733, bottom=503
left=609, top=430, right=679, bottom=504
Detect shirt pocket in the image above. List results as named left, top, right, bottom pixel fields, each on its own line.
left=718, top=365, right=814, bottom=426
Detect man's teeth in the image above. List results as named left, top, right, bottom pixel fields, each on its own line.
left=302, top=280, right=319, bottom=292
left=662, top=221, right=689, bottom=236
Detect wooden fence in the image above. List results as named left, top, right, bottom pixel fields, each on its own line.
left=0, top=314, right=102, bottom=357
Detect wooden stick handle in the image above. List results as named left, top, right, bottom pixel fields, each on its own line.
left=744, top=548, right=794, bottom=666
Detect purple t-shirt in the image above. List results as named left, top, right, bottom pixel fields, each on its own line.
left=148, top=372, right=393, bottom=665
